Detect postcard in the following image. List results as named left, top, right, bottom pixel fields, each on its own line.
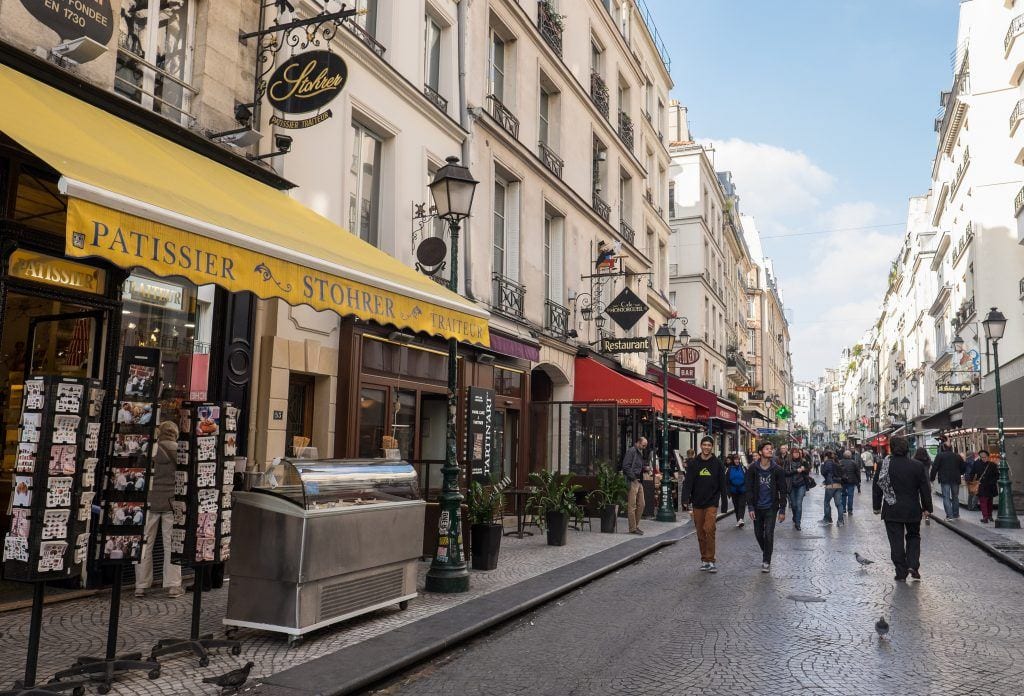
left=46, top=477, right=73, bottom=508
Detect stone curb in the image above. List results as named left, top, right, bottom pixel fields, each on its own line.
left=930, top=515, right=1024, bottom=575
left=252, top=510, right=732, bottom=696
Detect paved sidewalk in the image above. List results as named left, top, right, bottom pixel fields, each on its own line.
left=0, top=515, right=689, bottom=695
left=928, top=490, right=1024, bottom=573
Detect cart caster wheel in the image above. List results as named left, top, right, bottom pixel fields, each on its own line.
left=399, top=600, right=410, bottom=610
left=98, top=684, right=111, bottom=694
left=72, top=688, right=84, bottom=696
left=148, top=669, right=161, bottom=680
left=287, top=636, right=303, bottom=648
left=231, top=645, right=242, bottom=656
left=225, top=628, right=239, bottom=639
left=200, top=657, right=209, bottom=667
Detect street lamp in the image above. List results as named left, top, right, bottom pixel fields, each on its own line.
left=425, top=156, right=479, bottom=593
left=983, top=307, right=1020, bottom=529
left=654, top=323, right=677, bottom=523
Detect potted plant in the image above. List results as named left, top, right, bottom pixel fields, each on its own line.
left=588, top=463, right=628, bottom=533
left=467, top=477, right=509, bottom=570
left=526, top=470, right=581, bottom=546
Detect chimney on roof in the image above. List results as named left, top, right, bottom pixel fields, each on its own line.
left=667, top=100, right=689, bottom=143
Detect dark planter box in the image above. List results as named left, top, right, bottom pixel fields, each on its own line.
left=600, top=504, right=619, bottom=533
left=470, top=523, right=502, bottom=570
left=545, top=511, right=569, bottom=546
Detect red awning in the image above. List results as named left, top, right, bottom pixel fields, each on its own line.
left=647, top=366, right=727, bottom=420
left=575, top=358, right=701, bottom=420
left=715, top=398, right=739, bottom=423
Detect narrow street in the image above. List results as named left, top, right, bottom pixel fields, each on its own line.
left=385, top=487, right=1024, bottom=696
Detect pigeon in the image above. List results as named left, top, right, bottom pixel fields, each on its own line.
left=875, top=616, right=889, bottom=640
left=854, top=552, right=874, bottom=568
left=202, top=662, right=254, bottom=695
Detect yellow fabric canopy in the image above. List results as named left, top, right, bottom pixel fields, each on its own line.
left=0, top=65, right=488, bottom=345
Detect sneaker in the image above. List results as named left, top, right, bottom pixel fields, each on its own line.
left=707, top=563, right=718, bottom=573
left=794, top=524, right=801, bottom=531
left=167, top=586, right=185, bottom=598
left=738, top=520, right=745, bottom=528
left=837, top=521, right=845, bottom=527
left=736, top=520, right=743, bottom=528
left=909, top=569, right=921, bottom=580
left=819, top=520, right=832, bottom=526
left=134, top=588, right=145, bottom=599
left=894, top=575, right=907, bottom=582
left=700, top=562, right=710, bottom=571
left=760, top=562, right=770, bottom=573
left=630, top=529, right=644, bottom=535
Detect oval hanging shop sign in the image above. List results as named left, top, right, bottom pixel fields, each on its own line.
left=19, top=0, right=114, bottom=53
left=267, top=51, right=347, bottom=128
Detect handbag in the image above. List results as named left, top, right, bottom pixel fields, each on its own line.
left=967, top=478, right=980, bottom=496
left=805, top=474, right=817, bottom=490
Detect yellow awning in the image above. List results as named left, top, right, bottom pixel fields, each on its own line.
left=0, top=65, right=488, bottom=345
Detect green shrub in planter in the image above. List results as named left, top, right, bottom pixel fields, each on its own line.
left=467, top=477, right=509, bottom=570
left=587, top=464, right=628, bottom=533
left=526, top=470, right=581, bottom=546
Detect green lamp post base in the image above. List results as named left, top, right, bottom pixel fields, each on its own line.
left=424, top=568, right=470, bottom=593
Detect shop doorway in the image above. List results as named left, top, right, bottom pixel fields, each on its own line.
left=286, top=373, right=315, bottom=457
left=492, top=410, right=519, bottom=485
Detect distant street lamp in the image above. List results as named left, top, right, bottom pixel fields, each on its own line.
left=983, top=307, right=1020, bottom=529
left=654, top=323, right=678, bottom=523
left=424, top=156, right=479, bottom=593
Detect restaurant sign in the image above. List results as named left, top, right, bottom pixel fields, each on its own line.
left=603, top=287, right=648, bottom=331
left=600, top=337, right=650, bottom=354
left=465, top=387, right=494, bottom=479
left=8, top=249, right=105, bottom=295
left=266, top=50, right=348, bottom=129
left=19, top=0, right=114, bottom=59
left=937, top=382, right=972, bottom=395
left=675, top=346, right=700, bottom=365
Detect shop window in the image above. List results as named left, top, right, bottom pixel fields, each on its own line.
left=13, top=165, right=65, bottom=236
left=494, top=368, right=522, bottom=399
left=358, top=386, right=387, bottom=458
left=116, top=0, right=196, bottom=125
left=348, top=121, right=384, bottom=247
left=286, top=374, right=315, bottom=455
left=393, top=390, right=416, bottom=461
left=362, top=337, right=447, bottom=383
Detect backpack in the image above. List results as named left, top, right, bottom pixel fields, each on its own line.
left=727, top=464, right=745, bottom=492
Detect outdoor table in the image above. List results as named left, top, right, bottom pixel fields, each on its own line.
left=504, top=488, right=535, bottom=538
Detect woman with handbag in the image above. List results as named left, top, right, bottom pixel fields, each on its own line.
left=975, top=450, right=999, bottom=524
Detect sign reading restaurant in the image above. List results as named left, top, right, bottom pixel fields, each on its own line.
left=600, top=337, right=650, bottom=354
left=266, top=50, right=348, bottom=129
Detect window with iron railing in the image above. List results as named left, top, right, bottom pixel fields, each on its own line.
left=492, top=273, right=526, bottom=318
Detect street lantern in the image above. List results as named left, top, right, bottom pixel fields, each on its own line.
left=424, top=156, right=479, bottom=594
left=982, top=307, right=1019, bottom=529
left=678, top=324, right=691, bottom=346
left=594, top=313, right=607, bottom=331
left=952, top=335, right=965, bottom=353
left=900, top=396, right=910, bottom=411
left=911, top=375, right=919, bottom=390
left=655, top=322, right=678, bottom=523
left=654, top=323, right=675, bottom=353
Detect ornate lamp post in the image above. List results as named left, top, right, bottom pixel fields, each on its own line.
left=424, top=156, right=479, bottom=592
left=654, top=322, right=687, bottom=522
left=983, top=308, right=1020, bottom=529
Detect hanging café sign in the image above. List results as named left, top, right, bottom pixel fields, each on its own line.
left=19, top=0, right=114, bottom=60
left=266, top=50, right=348, bottom=129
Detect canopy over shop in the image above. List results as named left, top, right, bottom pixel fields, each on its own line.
left=647, top=365, right=740, bottom=453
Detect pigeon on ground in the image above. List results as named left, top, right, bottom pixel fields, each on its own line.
left=202, top=661, right=254, bottom=695
left=875, top=616, right=889, bottom=640
left=854, top=552, right=874, bottom=568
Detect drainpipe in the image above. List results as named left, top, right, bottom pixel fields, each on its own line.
left=456, top=0, right=475, bottom=301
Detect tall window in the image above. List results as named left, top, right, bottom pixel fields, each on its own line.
left=668, top=181, right=675, bottom=218
left=493, top=180, right=507, bottom=276
left=489, top=33, right=506, bottom=100
left=424, top=15, right=442, bottom=92
left=544, top=214, right=567, bottom=304
left=355, top=0, right=379, bottom=36
left=619, top=174, right=631, bottom=222
left=349, top=122, right=383, bottom=246
left=590, top=40, right=603, bottom=74
left=116, top=0, right=194, bottom=124
left=539, top=86, right=551, bottom=145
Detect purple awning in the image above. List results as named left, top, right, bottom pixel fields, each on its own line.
left=489, top=333, right=540, bottom=362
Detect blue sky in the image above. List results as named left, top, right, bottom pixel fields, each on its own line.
left=648, top=0, right=961, bottom=380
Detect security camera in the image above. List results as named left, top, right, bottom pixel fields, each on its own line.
left=275, top=134, right=293, bottom=153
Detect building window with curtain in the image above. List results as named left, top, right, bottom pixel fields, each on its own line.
left=348, top=121, right=383, bottom=247
left=116, top=0, right=196, bottom=125
left=493, top=179, right=506, bottom=279
left=489, top=32, right=506, bottom=101
left=423, top=14, right=444, bottom=109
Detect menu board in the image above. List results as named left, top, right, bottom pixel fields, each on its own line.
left=171, top=401, right=235, bottom=566
left=97, top=347, right=160, bottom=565
left=2, top=377, right=104, bottom=581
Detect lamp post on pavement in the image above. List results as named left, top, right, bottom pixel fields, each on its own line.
left=654, top=322, right=688, bottom=523
left=424, top=156, right=479, bottom=593
left=983, top=308, right=1020, bottom=529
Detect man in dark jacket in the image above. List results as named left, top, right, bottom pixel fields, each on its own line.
left=746, top=441, right=788, bottom=573
left=839, top=450, right=861, bottom=515
left=680, top=436, right=728, bottom=572
left=873, top=436, right=932, bottom=580
left=621, top=437, right=648, bottom=535
left=819, top=451, right=845, bottom=526
left=930, top=443, right=966, bottom=520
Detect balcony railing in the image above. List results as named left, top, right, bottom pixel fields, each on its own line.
left=345, top=20, right=387, bottom=59
left=951, top=146, right=970, bottom=194
left=537, top=1, right=563, bottom=57
left=1016, top=184, right=1024, bottom=215
left=544, top=299, right=570, bottom=337
left=951, top=224, right=974, bottom=264
left=619, top=219, right=636, bottom=246
left=617, top=111, right=634, bottom=151
left=1019, top=276, right=1024, bottom=298
left=590, top=72, right=609, bottom=118
left=487, top=94, right=520, bottom=138
left=1012, top=100, right=1024, bottom=135
left=423, top=84, right=447, bottom=113
left=492, top=273, right=526, bottom=319
left=538, top=141, right=564, bottom=179
left=592, top=192, right=611, bottom=222
left=644, top=187, right=653, bottom=204
left=1007, top=14, right=1024, bottom=53
left=935, top=50, right=969, bottom=144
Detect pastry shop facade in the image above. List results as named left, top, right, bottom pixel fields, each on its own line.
left=0, top=47, right=492, bottom=555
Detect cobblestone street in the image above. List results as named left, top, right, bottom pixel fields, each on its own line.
left=385, top=487, right=1024, bottom=696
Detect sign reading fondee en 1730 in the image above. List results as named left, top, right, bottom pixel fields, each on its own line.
left=603, top=287, right=649, bottom=332
left=266, top=50, right=348, bottom=129
left=600, top=337, right=650, bottom=354
left=19, top=0, right=114, bottom=59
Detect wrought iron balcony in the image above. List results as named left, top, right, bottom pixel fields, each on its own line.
left=537, top=1, right=563, bottom=57
left=538, top=141, right=564, bottom=179
left=345, top=20, right=387, bottom=59
left=1016, top=184, right=1024, bottom=216
left=423, top=84, right=447, bottom=114
left=1012, top=100, right=1024, bottom=135
left=617, top=111, right=634, bottom=151
left=951, top=146, right=970, bottom=194
left=487, top=94, right=520, bottom=138
left=590, top=72, right=609, bottom=119
left=592, top=192, right=611, bottom=222
left=619, top=219, right=636, bottom=246
left=492, top=273, right=526, bottom=319
left=1019, top=276, right=1024, bottom=298
left=644, top=187, right=653, bottom=204
left=1007, top=14, right=1024, bottom=53
left=545, top=299, right=570, bottom=337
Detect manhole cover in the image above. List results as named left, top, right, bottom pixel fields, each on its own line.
left=798, top=536, right=825, bottom=539
left=786, top=594, right=826, bottom=603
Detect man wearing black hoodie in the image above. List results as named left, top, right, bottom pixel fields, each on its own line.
left=680, top=436, right=728, bottom=573
left=874, top=436, right=932, bottom=581
left=746, top=442, right=789, bottom=573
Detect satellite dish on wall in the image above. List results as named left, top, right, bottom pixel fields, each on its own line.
left=416, top=237, right=448, bottom=276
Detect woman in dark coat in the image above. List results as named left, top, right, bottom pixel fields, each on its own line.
left=975, top=449, right=1000, bottom=524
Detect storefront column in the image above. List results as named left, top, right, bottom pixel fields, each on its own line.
left=208, top=288, right=256, bottom=457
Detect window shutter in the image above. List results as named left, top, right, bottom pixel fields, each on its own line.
left=506, top=181, right=521, bottom=282
left=549, top=218, right=564, bottom=303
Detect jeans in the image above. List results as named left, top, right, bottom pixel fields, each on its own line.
left=753, top=507, right=779, bottom=563
left=940, top=482, right=960, bottom=518
left=842, top=483, right=857, bottom=513
left=788, top=485, right=806, bottom=526
left=627, top=480, right=645, bottom=532
left=731, top=493, right=746, bottom=522
left=823, top=487, right=845, bottom=523
left=692, top=506, right=718, bottom=562
left=884, top=520, right=921, bottom=578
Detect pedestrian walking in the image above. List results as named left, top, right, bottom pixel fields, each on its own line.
left=135, top=420, right=184, bottom=598
left=783, top=447, right=810, bottom=530
left=974, top=450, right=999, bottom=524
left=820, top=450, right=845, bottom=526
left=746, top=441, right=788, bottom=572
left=839, top=450, right=861, bottom=515
left=873, top=436, right=932, bottom=581
left=725, top=453, right=747, bottom=528
left=680, top=436, right=728, bottom=572
left=963, top=451, right=980, bottom=511
left=930, top=442, right=966, bottom=520
left=621, top=437, right=649, bottom=535
left=861, top=447, right=875, bottom=482
left=811, top=449, right=822, bottom=474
